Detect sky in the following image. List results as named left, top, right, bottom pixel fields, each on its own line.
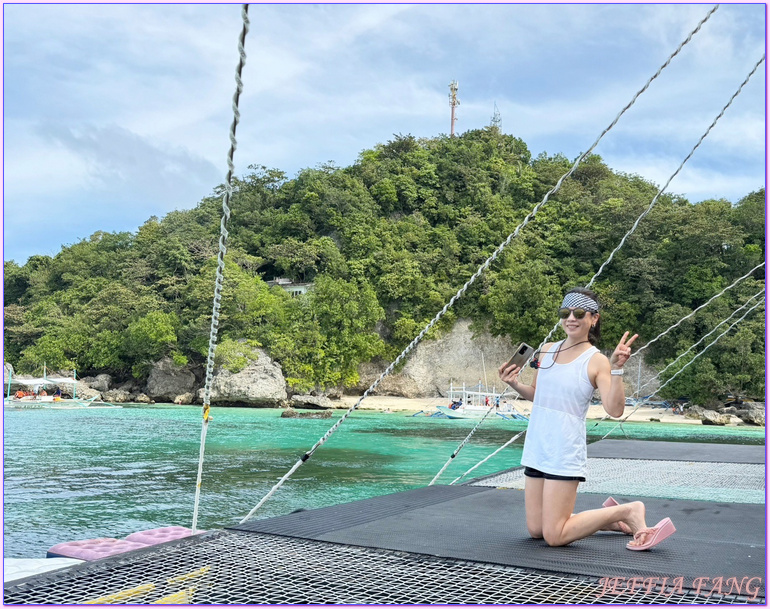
left=3, top=3, right=766, bottom=264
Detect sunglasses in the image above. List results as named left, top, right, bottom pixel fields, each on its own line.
left=558, top=307, right=596, bottom=320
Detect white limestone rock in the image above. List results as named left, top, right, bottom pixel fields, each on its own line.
left=685, top=405, right=732, bottom=426
left=87, top=374, right=112, bottom=392
left=737, top=406, right=765, bottom=426
left=173, top=392, right=195, bottom=405
left=103, top=389, right=131, bottom=403
left=198, top=349, right=287, bottom=406
left=354, top=318, right=516, bottom=398
left=291, top=394, right=334, bottom=410
left=145, top=357, right=196, bottom=402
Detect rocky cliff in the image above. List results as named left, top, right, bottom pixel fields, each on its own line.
left=355, top=319, right=516, bottom=397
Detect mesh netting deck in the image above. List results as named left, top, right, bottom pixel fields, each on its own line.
left=5, top=440, right=764, bottom=605
left=472, top=458, right=765, bottom=504
left=3, top=530, right=762, bottom=605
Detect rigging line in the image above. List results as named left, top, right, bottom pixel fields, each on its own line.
left=429, top=401, right=499, bottom=486
left=586, top=289, right=764, bottom=431
left=639, top=297, right=765, bottom=399
left=588, top=54, right=765, bottom=287
left=457, top=37, right=768, bottom=479
left=636, top=289, right=765, bottom=396
left=457, top=281, right=764, bottom=492
left=239, top=5, right=715, bottom=521
left=632, top=262, right=764, bottom=359
left=402, top=7, right=723, bottom=487
left=537, top=53, right=766, bottom=353
left=449, top=430, right=527, bottom=486
left=192, top=4, right=250, bottom=535
left=451, top=53, right=765, bottom=480
left=600, top=297, right=764, bottom=440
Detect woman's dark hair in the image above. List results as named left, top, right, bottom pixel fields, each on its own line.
left=564, top=287, right=601, bottom=346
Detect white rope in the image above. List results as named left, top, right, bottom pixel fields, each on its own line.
left=589, top=54, right=765, bottom=288
left=238, top=3, right=716, bottom=520
left=428, top=404, right=499, bottom=486
left=641, top=298, right=765, bottom=400
left=417, top=7, right=725, bottom=490
left=590, top=289, right=764, bottom=432
left=632, top=262, right=764, bottom=359
left=192, top=4, right=249, bottom=535
left=449, top=430, right=527, bottom=486
left=637, top=289, right=765, bottom=396
left=601, top=296, right=764, bottom=439
left=450, top=44, right=767, bottom=480
left=538, top=54, right=766, bottom=353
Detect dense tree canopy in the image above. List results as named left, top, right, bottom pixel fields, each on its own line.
left=4, top=128, right=765, bottom=405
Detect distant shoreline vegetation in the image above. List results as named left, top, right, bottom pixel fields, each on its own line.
left=3, top=129, right=765, bottom=407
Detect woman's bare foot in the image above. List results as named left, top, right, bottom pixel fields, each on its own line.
left=599, top=498, right=633, bottom=534
left=601, top=520, right=632, bottom=534
left=622, top=501, right=649, bottom=545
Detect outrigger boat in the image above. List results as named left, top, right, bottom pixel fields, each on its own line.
left=435, top=382, right=529, bottom=421
left=3, top=368, right=121, bottom=410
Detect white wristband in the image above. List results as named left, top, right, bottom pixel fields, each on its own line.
left=610, top=369, right=624, bottom=376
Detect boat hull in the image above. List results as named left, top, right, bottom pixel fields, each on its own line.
left=436, top=405, right=527, bottom=420
left=4, top=398, right=121, bottom=409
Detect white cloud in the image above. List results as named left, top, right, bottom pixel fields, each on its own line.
left=3, top=3, right=765, bottom=264
left=606, top=152, right=763, bottom=205
left=4, top=125, right=93, bottom=200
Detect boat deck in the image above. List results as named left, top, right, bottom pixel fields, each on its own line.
left=4, top=440, right=765, bottom=604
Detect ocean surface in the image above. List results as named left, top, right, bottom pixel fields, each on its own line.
left=3, top=405, right=765, bottom=558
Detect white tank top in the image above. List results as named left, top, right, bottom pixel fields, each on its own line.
left=520, top=340, right=598, bottom=478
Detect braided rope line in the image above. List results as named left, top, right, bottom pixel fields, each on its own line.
left=645, top=299, right=764, bottom=397
left=637, top=289, right=764, bottom=396
left=449, top=430, right=527, bottom=486
left=589, top=289, right=765, bottom=434
left=192, top=4, right=250, bottom=534
left=451, top=49, right=766, bottom=479
left=429, top=404, right=499, bottom=485
left=377, top=5, right=723, bottom=485
left=633, top=262, right=764, bottom=359
left=529, top=53, right=767, bottom=428
left=601, top=297, right=764, bottom=439
left=239, top=4, right=717, bottom=520
left=588, top=54, right=765, bottom=290
left=538, top=54, right=766, bottom=353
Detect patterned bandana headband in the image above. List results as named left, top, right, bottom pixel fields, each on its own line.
left=561, top=292, right=600, bottom=312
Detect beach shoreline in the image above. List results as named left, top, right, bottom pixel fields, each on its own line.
left=337, top=395, right=713, bottom=425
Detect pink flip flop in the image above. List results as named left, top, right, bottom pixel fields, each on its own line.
left=601, top=497, right=632, bottom=535
left=626, top=517, right=676, bottom=551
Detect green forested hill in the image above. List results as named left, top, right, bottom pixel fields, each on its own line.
left=3, top=128, right=765, bottom=405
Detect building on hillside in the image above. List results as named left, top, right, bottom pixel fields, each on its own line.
left=266, top=278, right=313, bottom=298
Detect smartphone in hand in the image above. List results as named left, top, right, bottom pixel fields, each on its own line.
left=507, top=342, right=534, bottom=369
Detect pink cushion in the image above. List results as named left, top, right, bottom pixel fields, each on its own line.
left=47, top=538, right=149, bottom=560
left=124, top=526, right=200, bottom=546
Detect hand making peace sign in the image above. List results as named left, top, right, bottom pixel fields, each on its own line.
left=609, top=331, right=638, bottom=370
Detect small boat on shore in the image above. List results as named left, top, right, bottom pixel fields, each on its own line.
left=436, top=404, right=528, bottom=420
left=4, top=395, right=122, bottom=410
left=3, top=371, right=121, bottom=410
left=434, top=382, right=529, bottom=420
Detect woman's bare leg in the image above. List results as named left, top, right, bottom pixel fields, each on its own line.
left=540, top=479, right=647, bottom=546
left=524, top=475, right=544, bottom=539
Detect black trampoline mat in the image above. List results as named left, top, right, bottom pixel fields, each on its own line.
left=230, top=485, right=765, bottom=595
left=587, top=439, right=765, bottom=463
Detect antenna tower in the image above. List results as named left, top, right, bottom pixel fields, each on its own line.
left=448, top=80, right=460, bottom=137
left=490, top=102, right=502, bottom=131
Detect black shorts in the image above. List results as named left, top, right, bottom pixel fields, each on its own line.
left=523, top=466, right=585, bottom=482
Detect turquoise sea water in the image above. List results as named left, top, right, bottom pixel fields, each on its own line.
left=3, top=405, right=765, bottom=558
